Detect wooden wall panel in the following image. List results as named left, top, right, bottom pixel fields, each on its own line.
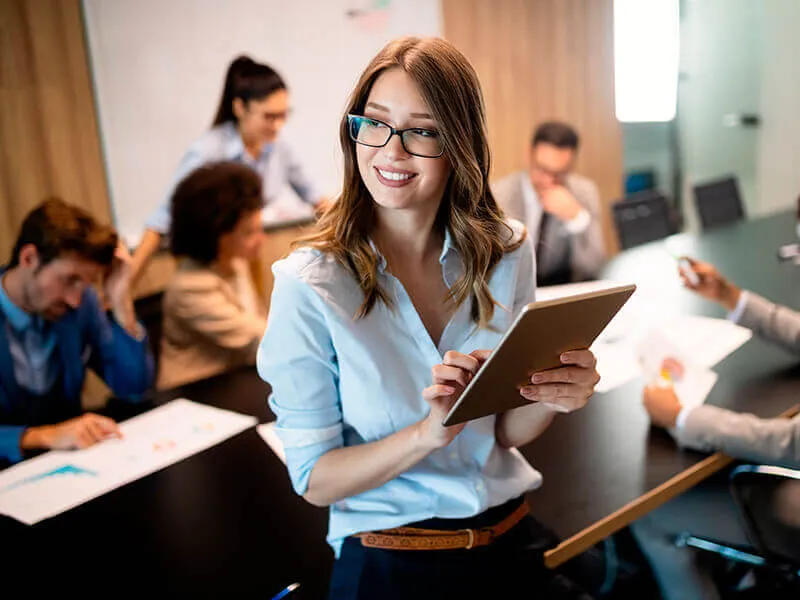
left=442, top=0, right=623, bottom=254
left=0, top=0, right=110, bottom=261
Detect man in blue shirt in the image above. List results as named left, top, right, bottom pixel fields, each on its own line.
left=0, top=198, right=154, bottom=465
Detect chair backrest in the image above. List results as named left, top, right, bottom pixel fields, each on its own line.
left=693, top=176, right=745, bottom=230
left=730, top=464, right=800, bottom=567
left=133, top=291, right=164, bottom=374
left=611, top=190, right=677, bottom=250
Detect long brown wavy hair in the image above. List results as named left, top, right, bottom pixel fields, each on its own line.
left=298, top=36, right=525, bottom=328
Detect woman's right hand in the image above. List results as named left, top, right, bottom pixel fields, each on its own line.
left=679, top=256, right=741, bottom=311
left=419, top=350, right=485, bottom=449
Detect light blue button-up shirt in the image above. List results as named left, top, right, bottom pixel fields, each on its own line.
left=145, top=123, right=322, bottom=234
left=257, top=220, right=542, bottom=557
left=0, top=275, right=59, bottom=396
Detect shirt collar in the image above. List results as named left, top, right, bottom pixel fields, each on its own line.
left=221, top=122, right=275, bottom=161
left=368, top=239, right=389, bottom=274
left=438, top=226, right=456, bottom=265
left=0, top=273, right=33, bottom=332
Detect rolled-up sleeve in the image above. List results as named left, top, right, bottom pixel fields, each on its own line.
left=145, top=149, right=209, bottom=234
left=257, top=265, right=341, bottom=495
left=282, top=141, right=322, bottom=205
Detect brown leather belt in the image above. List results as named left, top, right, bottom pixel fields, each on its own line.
left=354, top=502, right=529, bottom=551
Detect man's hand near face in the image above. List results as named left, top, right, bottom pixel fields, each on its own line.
left=540, top=185, right=583, bottom=223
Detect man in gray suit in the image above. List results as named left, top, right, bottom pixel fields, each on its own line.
left=631, top=257, right=800, bottom=600
left=492, top=121, right=606, bottom=286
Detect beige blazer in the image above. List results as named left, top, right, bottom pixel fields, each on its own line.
left=157, top=258, right=267, bottom=389
left=676, top=292, right=800, bottom=468
left=492, top=171, right=606, bottom=283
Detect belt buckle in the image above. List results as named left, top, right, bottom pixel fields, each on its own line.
left=462, top=528, right=476, bottom=549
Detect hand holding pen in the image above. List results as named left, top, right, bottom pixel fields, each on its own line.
left=676, top=256, right=742, bottom=311
left=643, top=357, right=684, bottom=429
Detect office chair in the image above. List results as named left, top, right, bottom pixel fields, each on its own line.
left=133, top=291, right=164, bottom=372
left=611, top=190, right=678, bottom=250
left=693, top=176, right=746, bottom=230
left=677, top=465, right=800, bottom=598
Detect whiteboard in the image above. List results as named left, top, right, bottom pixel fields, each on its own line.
left=82, top=0, right=442, bottom=245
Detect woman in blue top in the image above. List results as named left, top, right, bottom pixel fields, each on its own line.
left=131, top=56, right=326, bottom=285
left=258, top=37, right=600, bottom=600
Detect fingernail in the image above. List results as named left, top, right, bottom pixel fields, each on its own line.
left=532, top=374, right=543, bottom=383
left=560, top=353, right=570, bottom=362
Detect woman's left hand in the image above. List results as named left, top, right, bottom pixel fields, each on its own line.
left=519, top=349, right=600, bottom=413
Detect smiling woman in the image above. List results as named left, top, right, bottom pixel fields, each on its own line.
left=257, top=36, right=601, bottom=599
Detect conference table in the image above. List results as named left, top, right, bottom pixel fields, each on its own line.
left=526, top=209, right=800, bottom=567
left=4, top=210, right=800, bottom=598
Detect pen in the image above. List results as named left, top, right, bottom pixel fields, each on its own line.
left=664, top=248, right=700, bottom=286
left=271, top=583, right=301, bottom=600
left=678, top=258, right=700, bottom=286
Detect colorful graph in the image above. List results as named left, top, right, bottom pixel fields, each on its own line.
left=193, top=422, right=215, bottom=434
left=0, top=464, right=97, bottom=494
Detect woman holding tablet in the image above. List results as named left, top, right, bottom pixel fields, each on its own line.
left=131, top=55, right=326, bottom=285
left=258, top=37, right=600, bottom=599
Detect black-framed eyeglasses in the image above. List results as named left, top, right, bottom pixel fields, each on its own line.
left=347, top=114, right=445, bottom=158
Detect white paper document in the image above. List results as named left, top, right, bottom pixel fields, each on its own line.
left=591, top=340, right=642, bottom=393
left=672, top=367, right=719, bottom=410
left=0, top=399, right=256, bottom=525
left=637, top=321, right=730, bottom=408
left=256, top=422, right=286, bottom=465
left=653, top=315, right=753, bottom=369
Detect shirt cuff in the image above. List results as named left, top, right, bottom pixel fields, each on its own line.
left=726, top=290, right=750, bottom=324
left=675, top=405, right=694, bottom=432
left=144, top=206, right=170, bottom=235
left=565, top=209, right=591, bottom=234
left=112, top=314, right=147, bottom=342
left=129, top=321, right=147, bottom=342
left=5, top=426, right=27, bottom=463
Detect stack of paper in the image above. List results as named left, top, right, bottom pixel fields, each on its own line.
left=637, top=326, right=720, bottom=409
left=535, top=280, right=753, bottom=399
left=650, top=315, right=754, bottom=369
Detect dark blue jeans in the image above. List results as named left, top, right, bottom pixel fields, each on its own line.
left=328, top=497, right=596, bottom=600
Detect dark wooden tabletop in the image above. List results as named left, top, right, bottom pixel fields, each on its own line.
left=5, top=210, right=799, bottom=597
left=5, top=369, right=330, bottom=598
left=524, top=210, right=800, bottom=564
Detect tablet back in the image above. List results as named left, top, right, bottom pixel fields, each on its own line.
left=442, top=284, right=636, bottom=426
